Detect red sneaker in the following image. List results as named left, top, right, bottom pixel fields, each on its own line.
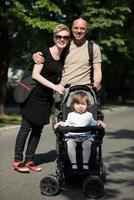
left=13, top=161, right=30, bottom=173
left=25, top=161, right=42, bottom=172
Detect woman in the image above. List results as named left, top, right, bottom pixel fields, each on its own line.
left=13, top=24, right=70, bottom=173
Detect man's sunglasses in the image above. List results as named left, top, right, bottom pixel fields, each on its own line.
left=55, top=35, right=70, bottom=40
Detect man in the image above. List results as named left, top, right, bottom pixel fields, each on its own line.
left=33, top=17, right=102, bottom=91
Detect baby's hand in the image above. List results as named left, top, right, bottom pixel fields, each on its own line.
left=54, top=121, right=64, bottom=129
left=54, top=123, right=59, bottom=129
left=97, top=120, right=106, bottom=129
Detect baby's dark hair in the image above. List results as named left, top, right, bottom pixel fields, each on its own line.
left=70, top=91, right=91, bottom=108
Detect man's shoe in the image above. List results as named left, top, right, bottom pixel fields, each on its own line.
left=25, top=161, right=42, bottom=172
left=13, top=161, right=30, bottom=173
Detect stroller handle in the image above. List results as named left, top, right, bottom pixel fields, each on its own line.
left=55, top=125, right=104, bottom=133
left=66, top=84, right=95, bottom=94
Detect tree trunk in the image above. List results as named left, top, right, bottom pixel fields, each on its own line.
left=117, top=65, right=128, bottom=104
left=0, top=25, right=10, bottom=114
left=0, top=104, right=4, bottom=114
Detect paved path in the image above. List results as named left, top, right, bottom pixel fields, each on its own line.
left=0, top=106, right=134, bottom=200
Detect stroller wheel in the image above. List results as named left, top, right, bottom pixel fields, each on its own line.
left=40, top=174, right=60, bottom=196
left=83, top=175, right=104, bottom=198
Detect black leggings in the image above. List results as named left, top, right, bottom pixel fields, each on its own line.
left=14, top=117, right=43, bottom=162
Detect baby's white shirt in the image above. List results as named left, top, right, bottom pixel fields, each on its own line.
left=63, top=111, right=97, bottom=136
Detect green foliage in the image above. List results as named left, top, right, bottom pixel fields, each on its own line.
left=82, top=0, right=131, bottom=60
left=34, top=0, right=61, bottom=12
left=0, top=0, right=63, bottom=71
left=9, top=0, right=61, bottom=30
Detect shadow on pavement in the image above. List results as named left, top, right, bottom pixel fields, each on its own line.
left=107, top=129, right=134, bottom=140
left=34, top=150, right=57, bottom=165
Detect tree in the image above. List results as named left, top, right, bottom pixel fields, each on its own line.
left=0, top=0, right=61, bottom=114
left=82, top=0, right=133, bottom=102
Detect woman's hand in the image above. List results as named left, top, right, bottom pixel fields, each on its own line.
left=54, top=84, right=65, bottom=94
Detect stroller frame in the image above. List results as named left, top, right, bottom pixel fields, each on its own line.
left=40, top=85, right=106, bottom=198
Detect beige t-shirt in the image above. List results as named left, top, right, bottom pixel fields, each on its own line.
left=61, top=40, right=102, bottom=86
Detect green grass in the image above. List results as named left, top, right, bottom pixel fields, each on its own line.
left=0, top=114, right=21, bottom=127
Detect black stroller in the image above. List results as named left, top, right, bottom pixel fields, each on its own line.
left=40, top=85, right=106, bottom=198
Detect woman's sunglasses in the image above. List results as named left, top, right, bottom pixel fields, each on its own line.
left=55, top=35, right=70, bottom=40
